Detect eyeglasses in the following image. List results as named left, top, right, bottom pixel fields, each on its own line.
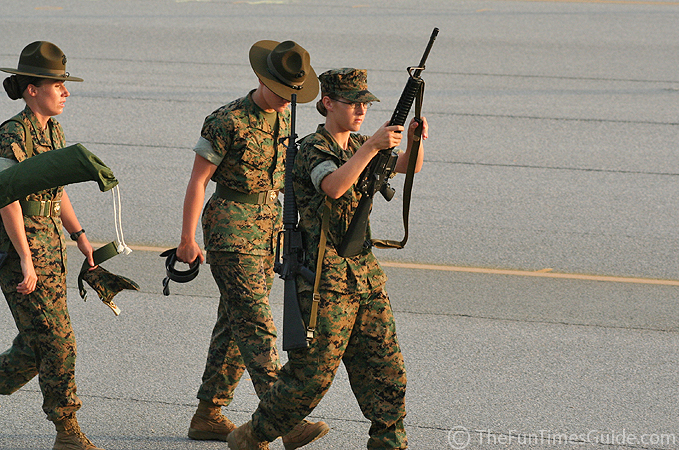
left=333, top=98, right=372, bottom=110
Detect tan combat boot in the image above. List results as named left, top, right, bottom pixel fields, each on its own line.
left=53, top=416, right=104, bottom=450
left=282, top=419, right=330, bottom=450
left=188, top=400, right=236, bottom=441
left=226, top=421, right=269, bottom=450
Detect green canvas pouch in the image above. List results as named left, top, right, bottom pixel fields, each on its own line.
left=0, top=143, right=118, bottom=209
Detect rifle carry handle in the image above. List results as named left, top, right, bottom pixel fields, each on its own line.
left=389, top=27, right=438, bottom=128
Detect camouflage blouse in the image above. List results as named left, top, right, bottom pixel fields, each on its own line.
left=293, top=124, right=387, bottom=294
left=198, top=91, right=288, bottom=259
left=0, top=106, right=66, bottom=275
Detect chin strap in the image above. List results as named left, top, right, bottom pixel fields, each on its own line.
left=160, top=248, right=200, bottom=296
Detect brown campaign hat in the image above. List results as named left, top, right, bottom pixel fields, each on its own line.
left=249, top=40, right=318, bottom=103
left=1, top=41, right=83, bottom=82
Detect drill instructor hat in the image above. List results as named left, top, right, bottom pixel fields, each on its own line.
left=249, top=40, right=318, bottom=103
left=1, top=41, right=83, bottom=82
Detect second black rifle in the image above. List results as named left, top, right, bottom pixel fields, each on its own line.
left=274, top=93, right=315, bottom=351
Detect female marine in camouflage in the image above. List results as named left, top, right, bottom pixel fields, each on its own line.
left=0, top=42, right=101, bottom=450
left=227, top=69, right=428, bottom=449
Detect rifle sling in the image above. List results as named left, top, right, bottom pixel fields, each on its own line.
left=371, top=79, right=425, bottom=250
left=0, top=116, right=34, bottom=257
left=308, top=197, right=332, bottom=339
left=1, top=116, right=34, bottom=159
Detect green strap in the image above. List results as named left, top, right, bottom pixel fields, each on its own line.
left=308, top=197, right=332, bottom=340
left=0, top=116, right=34, bottom=256
left=371, top=80, right=425, bottom=250
left=0, top=116, right=34, bottom=159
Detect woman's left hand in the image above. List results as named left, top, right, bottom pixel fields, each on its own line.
left=407, top=116, right=428, bottom=141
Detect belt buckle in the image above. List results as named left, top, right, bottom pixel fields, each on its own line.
left=37, top=200, right=61, bottom=217
left=259, top=190, right=278, bottom=205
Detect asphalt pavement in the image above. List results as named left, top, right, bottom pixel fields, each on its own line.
left=1, top=1, right=678, bottom=449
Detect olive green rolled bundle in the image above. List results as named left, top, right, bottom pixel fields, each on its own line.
left=0, top=143, right=118, bottom=209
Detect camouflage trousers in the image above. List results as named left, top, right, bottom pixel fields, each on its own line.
left=197, top=252, right=281, bottom=405
left=253, top=287, right=408, bottom=449
left=0, top=263, right=81, bottom=422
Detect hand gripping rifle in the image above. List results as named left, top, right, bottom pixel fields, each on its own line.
left=337, top=27, right=439, bottom=257
left=274, top=94, right=315, bottom=351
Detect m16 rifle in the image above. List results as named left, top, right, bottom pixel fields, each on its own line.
left=337, top=27, right=439, bottom=257
left=274, top=93, right=315, bottom=351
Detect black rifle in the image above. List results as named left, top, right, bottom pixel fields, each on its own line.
left=274, top=94, right=315, bottom=351
left=337, top=28, right=439, bottom=257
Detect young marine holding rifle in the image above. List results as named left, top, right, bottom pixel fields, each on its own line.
left=227, top=68, right=428, bottom=449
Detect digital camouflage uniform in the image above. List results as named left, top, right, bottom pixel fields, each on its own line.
left=0, top=106, right=79, bottom=422
left=250, top=118, right=408, bottom=447
left=194, top=90, right=288, bottom=405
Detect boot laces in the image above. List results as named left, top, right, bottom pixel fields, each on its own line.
left=77, top=431, right=96, bottom=446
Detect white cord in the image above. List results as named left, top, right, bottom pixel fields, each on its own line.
left=112, top=185, right=132, bottom=255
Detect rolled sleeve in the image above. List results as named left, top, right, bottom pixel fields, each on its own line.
left=310, top=160, right=338, bottom=193
left=193, top=136, right=224, bottom=166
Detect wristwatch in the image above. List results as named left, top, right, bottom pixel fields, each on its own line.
left=70, top=229, right=85, bottom=241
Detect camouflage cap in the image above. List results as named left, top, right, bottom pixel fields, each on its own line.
left=319, top=68, right=379, bottom=103
left=81, top=266, right=140, bottom=316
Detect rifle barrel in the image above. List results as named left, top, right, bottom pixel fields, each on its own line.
left=389, top=28, right=439, bottom=127
left=413, top=27, right=439, bottom=78
left=282, top=94, right=298, bottom=226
